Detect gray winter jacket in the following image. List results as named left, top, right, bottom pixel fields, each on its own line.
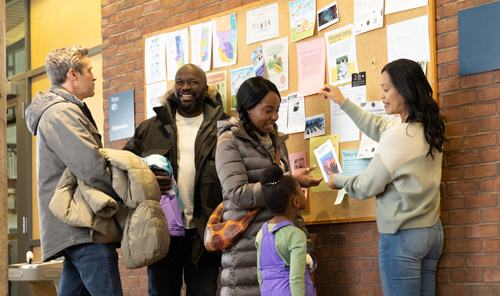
left=51, top=148, right=170, bottom=269
left=25, top=85, right=118, bottom=261
left=216, top=117, right=311, bottom=296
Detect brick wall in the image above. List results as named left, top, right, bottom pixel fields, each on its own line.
left=101, top=1, right=500, bottom=295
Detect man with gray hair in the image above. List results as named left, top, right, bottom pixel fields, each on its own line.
left=25, top=46, right=123, bottom=295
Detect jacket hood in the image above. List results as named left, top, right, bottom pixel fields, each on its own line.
left=217, top=117, right=241, bottom=138
left=25, top=85, right=82, bottom=136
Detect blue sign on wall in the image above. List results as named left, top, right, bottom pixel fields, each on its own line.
left=458, top=1, right=500, bottom=76
left=109, top=89, right=135, bottom=142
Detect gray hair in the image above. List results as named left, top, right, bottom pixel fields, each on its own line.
left=45, top=46, right=89, bottom=85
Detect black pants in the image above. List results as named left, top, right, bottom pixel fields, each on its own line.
left=147, top=228, right=220, bottom=296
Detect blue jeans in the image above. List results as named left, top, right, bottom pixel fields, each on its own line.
left=58, top=243, right=123, bottom=296
left=148, top=228, right=220, bottom=296
left=379, top=219, right=443, bottom=296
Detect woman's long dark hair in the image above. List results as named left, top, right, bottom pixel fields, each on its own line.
left=235, top=76, right=281, bottom=140
left=382, top=59, right=446, bottom=158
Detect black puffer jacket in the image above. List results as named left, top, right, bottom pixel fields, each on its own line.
left=123, top=87, right=229, bottom=264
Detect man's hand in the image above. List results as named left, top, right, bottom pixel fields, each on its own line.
left=152, top=169, right=173, bottom=195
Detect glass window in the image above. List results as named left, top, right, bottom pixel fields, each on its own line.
left=6, top=0, right=25, bottom=77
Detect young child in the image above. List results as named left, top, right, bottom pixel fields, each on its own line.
left=255, top=165, right=317, bottom=296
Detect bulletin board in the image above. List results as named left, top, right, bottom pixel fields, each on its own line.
left=143, top=0, right=437, bottom=224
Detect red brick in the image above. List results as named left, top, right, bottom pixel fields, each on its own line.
left=439, top=254, right=465, bottom=268
left=221, top=0, right=243, bottom=11
left=446, top=120, right=479, bottom=136
left=190, top=0, right=209, bottom=9
left=495, top=69, right=500, bottom=83
left=465, top=193, right=498, bottom=209
left=465, top=224, right=499, bottom=239
left=151, top=9, right=170, bottom=20
left=436, top=285, right=467, bottom=296
left=485, top=270, right=500, bottom=282
left=441, top=62, right=460, bottom=78
left=360, top=271, right=381, bottom=284
left=109, top=54, right=127, bottom=67
left=441, top=31, right=459, bottom=48
left=116, top=0, right=134, bottom=11
left=180, top=10, right=201, bottom=23
left=109, top=11, right=126, bottom=24
left=161, top=16, right=181, bottom=29
left=436, top=17, right=458, bottom=34
left=313, top=246, right=334, bottom=259
left=482, top=208, right=500, bottom=222
left=332, top=222, right=360, bottom=232
left=447, top=209, right=481, bottom=224
left=126, top=28, right=144, bottom=41
left=125, top=6, right=142, bottom=18
left=313, top=272, right=334, bottom=285
left=144, top=21, right=163, bottom=35
left=438, top=77, right=460, bottom=93
left=134, top=15, right=152, bottom=28
left=444, top=225, right=466, bottom=239
left=441, top=196, right=465, bottom=210
left=345, top=231, right=374, bottom=244
left=462, top=103, right=497, bottom=119
left=334, top=272, right=360, bottom=284
left=161, top=0, right=181, bottom=7
left=450, top=269, right=483, bottom=282
left=201, top=3, right=221, bottom=18
left=442, top=0, right=474, bottom=17
left=442, top=167, right=463, bottom=181
left=443, top=90, right=477, bottom=107
left=446, top=150, right=479, bottom=166
left=143, top=0, right=161, bottom=14
left=480, top=178, right=500, bottom=193
left=461, top=72, right=494, bottom=89
left=466, top=254, right=498, bottom=268
left=480, top=147, right=500, bottom=162
left=480, top=117, right=500, bottom=132
left=109, top=33, right=127, bottom=46
left=333, top=246, right=360, bottom=258
left=437, top=269, right=450, bottom=283
left=315, top=259, right=343, bottom=272
left=443, top=137, right=462, bottom=151
left=345, top=259, right=373, bottom=271
left=468, top=285, right=500, bottom=295
left=102, top=3, right=118, bottom=17
left=102, top=25, right=117, bottom=38
left=110, top=75, right=127, bottom=87
left=463, top=163, right=497, bottom=178
left=117, top=19, right=135, bottom=32
left=484, top=239, right=500, bottom=252
left=478, top=85, right=500, bottom=101
left=348, top=286, right=376, bottom=296
left=171, top=1, right=189, bottom=15
left=121, top=276, right=139, bottom=287
left=359, top=244, right=378, bottom=257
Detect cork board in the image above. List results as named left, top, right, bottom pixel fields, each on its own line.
left=143, top=0, right=437, bottom=224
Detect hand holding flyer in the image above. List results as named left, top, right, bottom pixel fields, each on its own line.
left=313, top=139, right=342, bottom=182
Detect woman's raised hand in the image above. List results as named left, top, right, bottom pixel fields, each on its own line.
left=294, top=164, right=323, bottom=188
left=319, top=84, right=346, bottom=106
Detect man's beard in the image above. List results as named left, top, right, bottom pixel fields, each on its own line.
left=175, top=93, right=204, bottom=114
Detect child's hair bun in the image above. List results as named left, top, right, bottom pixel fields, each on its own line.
left=260, top=164, right=283, bottom=186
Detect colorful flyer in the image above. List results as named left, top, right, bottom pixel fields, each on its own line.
left=313, top=137, right=342, bottom=182
left=246, top=3, right=279, bottom=44
left=213, top=13, right=237, bottom=68
left=207, top=70, right=227, bottom=112
left=251, top=46, right=265, bottom=77
left=289, top=0, right=316, bottom=42
left=310, top=135, right=340, bottom=193
left=165, top=28, right=189, bottom=81
left=262, top=37, right=289, bottom=92
left=230, top=66, right=255, bottom=110
left=317, top=1, right=339, bottom=31
left=190, top=21, right=212, bottom=72
left=324, top=24, right=358, bottom=86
